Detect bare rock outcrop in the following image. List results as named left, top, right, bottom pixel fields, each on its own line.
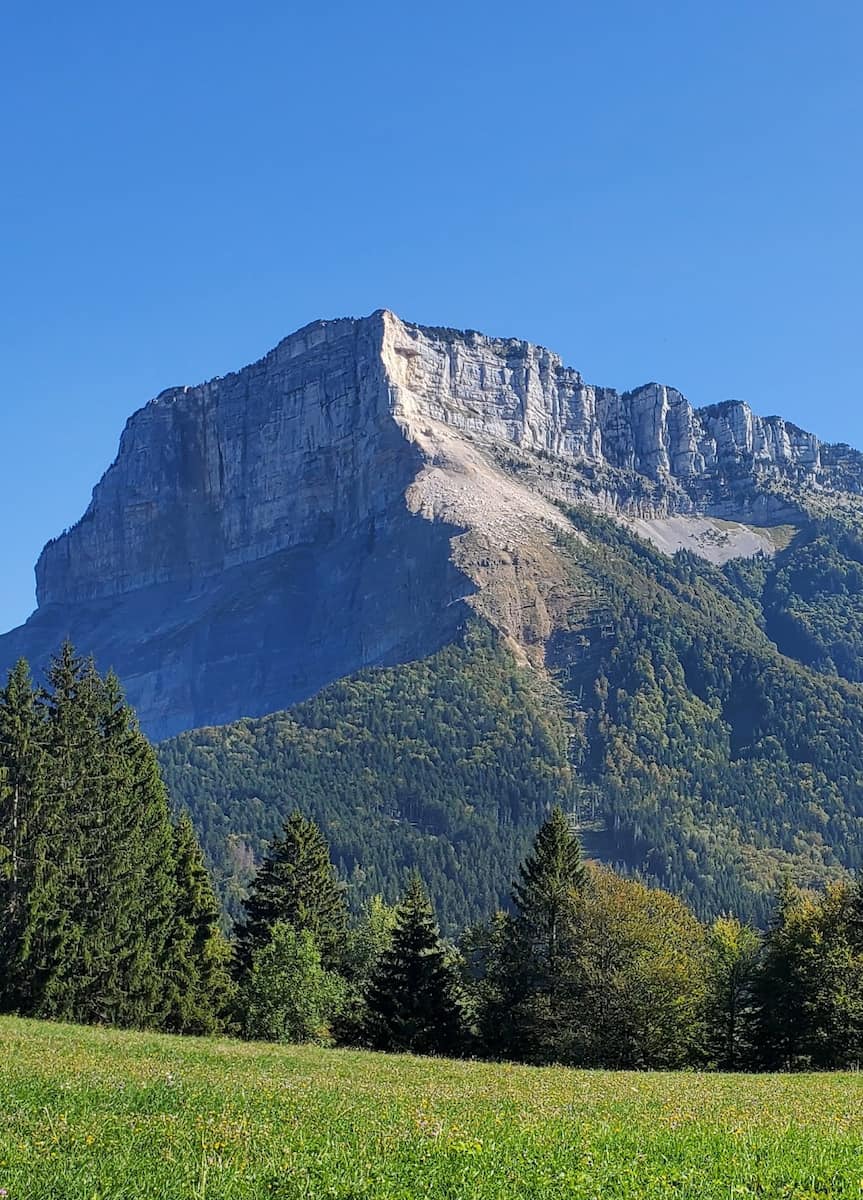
left=4, top=309, right=860, bottom=736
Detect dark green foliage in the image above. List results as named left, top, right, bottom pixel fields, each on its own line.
left=496, top=807, right=586, bottom=1062
left=0, top=659, right=44, bottom=1012
left=750, top=879, right=863, bottom=1070
left=160, top=625, right=572, bottom=934
left=163, top=812, right=235, bottom=1034
left=0, top=646, right=226, bottom=1034
left=235, top=811, right=349, bottom=973
left=512, top=806, right=585, bottom=982
left=34, top=658, right=179, bottom=1026
left=364, top=874, right=464, bottom=1055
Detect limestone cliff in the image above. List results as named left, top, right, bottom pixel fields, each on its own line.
left=3, top=309, right=861, bottom=736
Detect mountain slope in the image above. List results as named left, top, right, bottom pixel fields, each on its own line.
left=4, top=309, right=863, bottom=737
left=160, top=510, right=863, bottom=928
left=6, top=308, right=863, bottom=924
left=158, top=625, right=572, bottom=933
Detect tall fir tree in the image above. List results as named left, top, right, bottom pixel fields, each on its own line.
left=750, top=878, right=811, bottom=1069
left=235, top=811, right=348, bottom=972
left=28, top=642, right=98, bottom=1019
left=163, top=810, right=234, bottom=1034
left=499, top=806, right=587, bottom=1061
left=91, top=673, right=179, bottom=1027
left=0, top=644, right=234, bottom=1035
left=364, top=874, right=464, bottom=1056
left=0, top=659, right=45, bottom=1011
left=512, top=806, right=586, bottom=984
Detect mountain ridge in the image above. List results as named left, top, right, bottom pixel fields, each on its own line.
left=4, top=309, right=863, bottom=738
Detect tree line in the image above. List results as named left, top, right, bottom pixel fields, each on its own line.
left=234, top=805, right=863, bottom=1070
left=159, top=513, right=863, bottom=942
left=4, top=646, right=863, bottom=1070
left=0, top=647, right=232, bottom=1032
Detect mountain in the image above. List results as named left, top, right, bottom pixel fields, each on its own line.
left=6, top=309, right=863, bottom=925
left=157, top=510, right=863, bottom=930
left=3, top=309, right=863, bottom=739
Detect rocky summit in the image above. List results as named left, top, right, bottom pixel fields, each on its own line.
left=3, top=309, right=862, bottom=738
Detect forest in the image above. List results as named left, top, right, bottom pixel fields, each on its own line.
left=161, top=510, right=863, bottom=931
left=3, top=645, right=863, bottom=1070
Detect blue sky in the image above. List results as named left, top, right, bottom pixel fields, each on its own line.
left=2, top=1, right=861, bottom=632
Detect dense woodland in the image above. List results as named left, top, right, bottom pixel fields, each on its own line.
left=161, top=511, right=863, bottom=931
left=3, top=653, right=863, bottom=1070
left=7, top=505, right=863, bottom=1065
left=0, top=648, right=232, bottom=1032
left=160, top=626, right=572, bottom=933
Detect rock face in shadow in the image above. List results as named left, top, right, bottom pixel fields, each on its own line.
left=3, top=309, right=861, bottom=737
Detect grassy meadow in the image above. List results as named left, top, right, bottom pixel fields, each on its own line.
left=1, top=1017, right=862, bottom=1199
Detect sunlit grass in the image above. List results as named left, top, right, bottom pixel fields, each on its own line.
left=1, top=1016, right=862, bottom=1197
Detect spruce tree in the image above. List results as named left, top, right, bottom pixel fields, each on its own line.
left=750, top=878, right=809, bottom=1069
left=29, top=642, right=98, bottom=1019
left=163, top=811, right=234, bottom=1034
left=512, top=806, right=586, bottom=981
left=235, top=812, right=348, bottom=972
left=51, top=665, right=179, bottom=1027
left=1, top=644, right=233, bottom=1032
left=503, top=806, right=586, bottom=1061
left=16, top=647, right=180, bottom=1027
left=0, top=659, right=45, bottom=1011
left=364, top=874, right=464, bottom=1056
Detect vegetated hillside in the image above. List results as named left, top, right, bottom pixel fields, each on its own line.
left=5, top=1016, right=863, bottom=1198
left=552, top=508, right=863, bottom=924
left=159, top=625, right=573, bottom=933
left=731, top=515, right=863, bottom=683
left=161, top=509, right=863, bottom=931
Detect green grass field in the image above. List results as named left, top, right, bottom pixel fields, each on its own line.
left=1, top=1017, right=862, bottom=1199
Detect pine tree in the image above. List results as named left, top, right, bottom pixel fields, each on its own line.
left=512, top=806, right=585, bottom=982
left=502, top=807, right=587, bottom=1061
left=163, top=811, right=234, bottom=1034
left=0, top=645, right=234, bottom=1033
left=0, top=659, right=45, bottom=1011
left=28, top=642, right=98, bottom=1019
left=8, top=647, right=181, bottom=1028
left=750, top=878, right=810, bottom=1069
left=235, top=812, right=348, bottom=973
left=364, top=874, right=464, bottom=1056
left=97, top=680, right=178, bottom=1027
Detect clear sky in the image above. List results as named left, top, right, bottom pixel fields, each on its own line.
left=2, top=0, right=861, bottom=632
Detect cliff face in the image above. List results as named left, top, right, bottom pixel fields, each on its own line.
left=383, top=315, right=851, bottom=501
left=37, top=314, right=405, bottom=605
left=5, top=309, right=862, bottom=736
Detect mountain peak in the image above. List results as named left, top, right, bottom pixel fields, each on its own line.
left=3, top=310, right=862, bottom=736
